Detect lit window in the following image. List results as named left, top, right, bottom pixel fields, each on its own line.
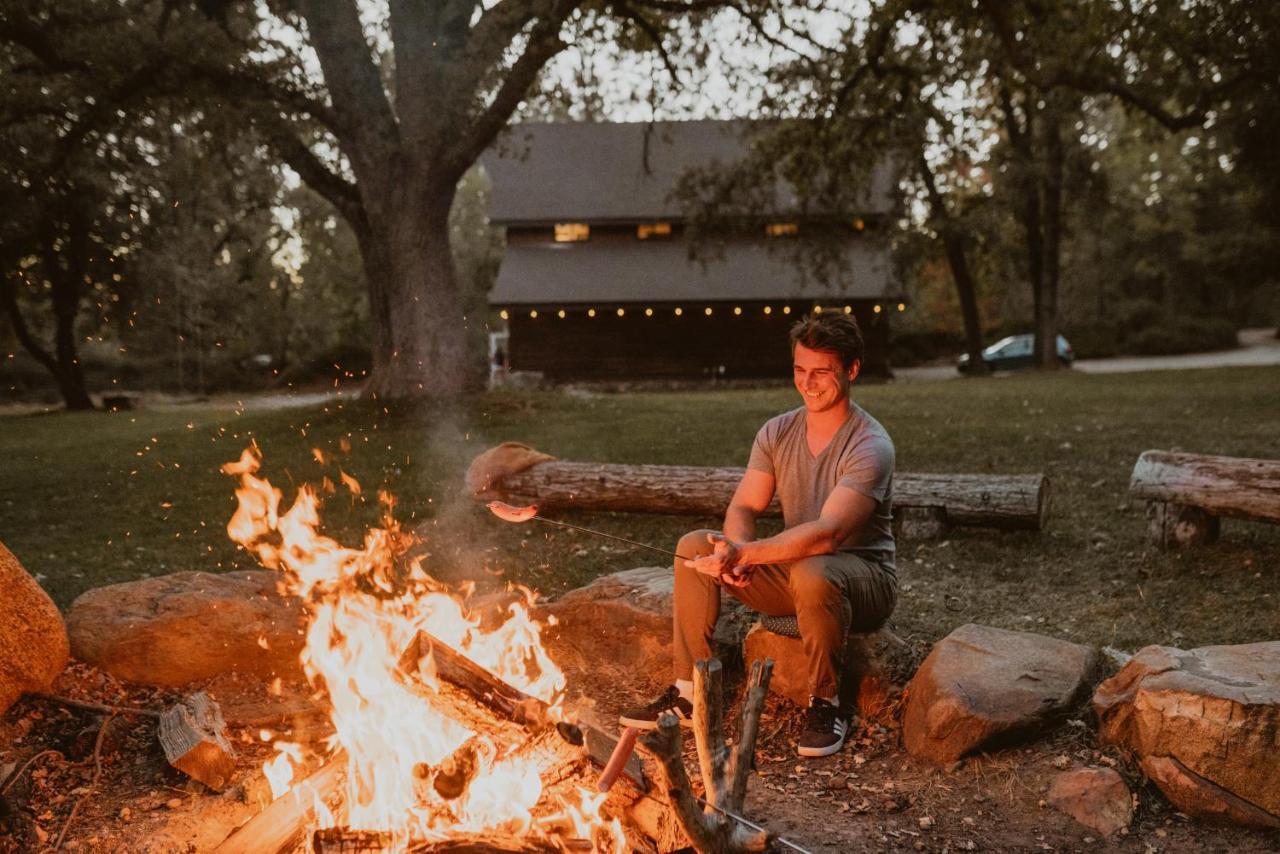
left=554, top=223, right=590, bottom=242
left=499, top=310, right=509, bottom=320
left=637, top=222, right=672, bottom=240
left=852, top=218, right=866, bottom=232
left=766, top=222, right=799, bottom=237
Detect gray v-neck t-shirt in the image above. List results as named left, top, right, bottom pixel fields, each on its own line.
left=746, top=402, right=896, bottom=573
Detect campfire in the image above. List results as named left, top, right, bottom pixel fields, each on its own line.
left=219, top=445, right=626, bottom=852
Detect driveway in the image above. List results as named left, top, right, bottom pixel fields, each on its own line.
left=894, top=327, right=1280, bottom=382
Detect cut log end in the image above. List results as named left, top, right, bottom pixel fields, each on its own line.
left=1147, top=501, right=1221, bottom=550
left=159, top=692, right=237, bottom=792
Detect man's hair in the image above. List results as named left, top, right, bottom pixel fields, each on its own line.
left=789, top=312, right=865, bottom=370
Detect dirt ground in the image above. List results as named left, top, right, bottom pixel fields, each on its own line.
left=7, top=661, right=1276, bottom=854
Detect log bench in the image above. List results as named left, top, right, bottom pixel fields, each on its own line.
left=1130, top=450, right=1280, bottom=549
left=471, top=454, right=1051, bottom=539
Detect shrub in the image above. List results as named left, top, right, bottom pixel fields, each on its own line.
left=1128, top=316, right=1238, bottom=356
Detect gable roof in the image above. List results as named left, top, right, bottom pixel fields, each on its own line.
left=482, top=120, right=898, bottom=225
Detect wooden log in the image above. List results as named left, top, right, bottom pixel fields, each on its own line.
left=1147, top=501, right=1221, bottom=550
left=312, top=829, right=560, bottom=853
left=1131, top=450, right=1280, bottom=525
left=214, top=756, right=344, bottom=854
left=476, top=458, right=1050, bottom=532
left=159, top=692, right=237, bottom=792
left=401, top=630, right=647, bottom=790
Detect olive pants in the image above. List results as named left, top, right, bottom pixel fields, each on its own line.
left=672, top=529, right=897, bottom=700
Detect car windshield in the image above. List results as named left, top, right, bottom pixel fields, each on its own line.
left=984, top=336, right=1018, bottom=356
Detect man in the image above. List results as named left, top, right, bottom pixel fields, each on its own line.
left=620, top=312, right=897, bottom=757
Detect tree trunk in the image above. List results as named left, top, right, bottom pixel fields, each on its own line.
left=1035, top=99, right=1065, bottom=370
left=361, top=178, right=476, bottom=399
left=918, top=155, right=988, bottom=375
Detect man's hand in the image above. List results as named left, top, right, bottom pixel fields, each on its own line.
left=684, top=532, right=753, bottom=587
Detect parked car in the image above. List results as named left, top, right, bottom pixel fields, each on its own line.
left=957, top=334, right=1074, bottom=374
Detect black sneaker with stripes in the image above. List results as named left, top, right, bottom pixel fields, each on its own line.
left=797, top=697, right=849, bottom=757
left=618, top=685, right=694, bottom=730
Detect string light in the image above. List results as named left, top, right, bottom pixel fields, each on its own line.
left=813, top=305, right=823, bottom=314
left=874, top=304, right=882, bottom=314
left=674, top=307, right=683, bottom=316
left=645, top=307, right=653, bottom=317
left=763, top=306, right=772, bottom=315
left=558, top=309, right=566, bottom=318
left=529, top=309, right=538, bottom=318
left=897, top=303, right=906, bottom=312
left=588, top=308, right=596, bottom=317
left=733, top=306, right=742, bottom=315
left=616, top=308, right=625, bottom=317
left=843, top=305, right=852, bottom=314
left=704, top=307, right=713, bottom=316
left=783, top=306, right=792, bottom=315
left=499, top=310, right=509, bottom=320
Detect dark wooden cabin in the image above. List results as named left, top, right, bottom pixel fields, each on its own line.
left=481, top=121, right=903, bottom=381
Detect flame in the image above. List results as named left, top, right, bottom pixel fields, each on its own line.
left=223, top=445, right=620, bottom=851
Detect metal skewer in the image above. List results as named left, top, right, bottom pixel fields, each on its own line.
left=694, top=796, right=814, bottom=854
left=486, top=500, right=692, bottom=561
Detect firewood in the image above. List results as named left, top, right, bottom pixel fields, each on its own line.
left=640, top=657, right=774, bottom=854
left=474, top=456, right=1051, bottom=532
left=214, top=756, right=344, bottom=854
left=159, top=692, right=236, bottom=792
left=311, top=828, right=560, bottom=853
left=399, top=629, right=646, bottom=790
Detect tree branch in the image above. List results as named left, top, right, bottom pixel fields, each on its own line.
left=615, top=2, right=681, bottom=83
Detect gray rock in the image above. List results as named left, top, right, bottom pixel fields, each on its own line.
left=1047, top=767, right=1133, bottom=836
left=67, top=570, right=306, bottom=687
left=1094, top=642, right=1280, bottom=828
left=902, top=623, right=1099, bottom=763
left=0, top=541, right=69, bottom=714
left=741, top=623, right=917, bottom=722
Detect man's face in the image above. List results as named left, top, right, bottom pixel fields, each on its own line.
left=793, top=342, right=859, bottom=413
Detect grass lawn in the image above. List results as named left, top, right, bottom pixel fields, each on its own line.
left=1, top=366, right=1277, bottom=653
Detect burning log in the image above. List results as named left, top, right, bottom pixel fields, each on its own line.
left=642, top=659, right=774, bottom=854
left=214, top=756, right=344, bottom=854
left=400, top=629, right=647, bottom=791
left=159, top=692, right=237, bottom=792
left=311, top=828, right=562, bottom=852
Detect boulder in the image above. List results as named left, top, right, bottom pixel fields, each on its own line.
left=534, top=566, right=752, bottom=708
left=741, top=623, right=917, bottom=723
left=1047, top=767, right=1133, bottom=837
left=0, top=542, right=70, bottom=714
left=902, top=623, right=1099, bottom=764
left=66, top=571, right=306, bottom=688
left=1093, top=642, right=1280, bottom=828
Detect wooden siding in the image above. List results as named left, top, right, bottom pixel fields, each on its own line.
left=506, top=303, right=891, bottom=380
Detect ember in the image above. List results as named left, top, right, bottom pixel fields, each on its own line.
left=220, top=446, right=624, bottom=851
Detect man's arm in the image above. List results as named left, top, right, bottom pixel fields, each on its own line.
left=735, top=485, right=876, bottom=566
left=723, top=468, right=775, bottom=543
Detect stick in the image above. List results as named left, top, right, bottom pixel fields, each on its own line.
left=31, top=692, right=161, bottom=719
left=0, top=750, right=63, bottom=796
left=55, top=714, right=113, bottom=850
left=727, top=659, right=773, bottom=807
left=693, top=659, right=728, bottom=808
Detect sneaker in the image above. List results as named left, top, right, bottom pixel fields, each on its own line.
left=618, top=686, right=694, bottom=730
left=797, top=698, right=849, bottom=758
